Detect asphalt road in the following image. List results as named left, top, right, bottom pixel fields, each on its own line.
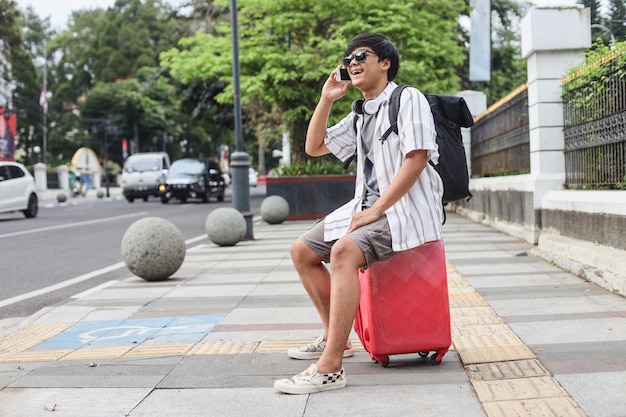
left=0, top=186, right=267, bottom=320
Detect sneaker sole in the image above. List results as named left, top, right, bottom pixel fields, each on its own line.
left=287, top=348, right=355, bottom=360
left=274, top=378, right=347, bottom=394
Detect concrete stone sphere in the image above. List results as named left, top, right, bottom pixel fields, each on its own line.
left=56, top=192, right=67, bottom=203
left=121, top=217, right=186, bottom=281
left=260, top=195, right=290, bottom=224
left=205, top=207, right=246, bottom=246
left=97, top=190, right=105, bottom=199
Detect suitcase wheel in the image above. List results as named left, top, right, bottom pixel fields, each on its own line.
left=418, top=352, right=430, bottom=357
left=430, top=352, right=443, bottom=366
left=372, top=356, right=390, bottom=367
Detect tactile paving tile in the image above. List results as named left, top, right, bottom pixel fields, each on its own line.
left=482, top=397, right=587, bottom=417
left=449, top=292, right=490, bottom=308
left=451, top=307, right=505, bottom=330
left=255, top=338, right=364, bottom=354
left=472, top=376, right=570, bottom=402
left=0, top=323, right=72, bottom=360
left=124, top=343, right=195, bottom=358
left=1, top=349, right=71, bottom=363
left=188, top=341, right=259, bottom=355
left=466, top=359, right=551, bottom=381
left=454, top=334, right=535, bottom=365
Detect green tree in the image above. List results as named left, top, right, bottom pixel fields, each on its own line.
left=9, top=5, right=54, bottom=165
left=0, top=0, right=26, bottom=86
left=79, top=67, right=183, bottom=159
left=40, top=0, right=196, bottom=163
left=608, top=0, right=626, bottom=41
left=161, top=0, right=469, bottom=163
left=578, top=0, right=610, bottom=43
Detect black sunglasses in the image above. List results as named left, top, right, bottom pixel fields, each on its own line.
left=343, top=49, right=376, bottom=67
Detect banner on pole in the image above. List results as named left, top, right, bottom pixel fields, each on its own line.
left=469, top=0, right=491, bottom=82
left=0, top=107, right=17, bottom=161
left=39, top=86, right=52, bottom=112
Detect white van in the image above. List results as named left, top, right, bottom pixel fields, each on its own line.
left=120, top=152, right=170, bottom=202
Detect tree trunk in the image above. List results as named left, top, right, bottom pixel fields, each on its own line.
left=289, top=117, right=309, bottom=163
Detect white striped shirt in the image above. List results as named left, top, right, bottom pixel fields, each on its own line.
left=323, top=82, right=444, bottom=251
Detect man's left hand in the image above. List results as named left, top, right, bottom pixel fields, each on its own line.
left=347, top=208, right=381, bottom=233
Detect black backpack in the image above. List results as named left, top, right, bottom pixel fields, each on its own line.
left=347, top=85, right=475, bottom=205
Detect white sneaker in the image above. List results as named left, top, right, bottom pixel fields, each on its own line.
left=274, top=364, right=346, bottom=394
left=287, top=335, right=354, bottom=360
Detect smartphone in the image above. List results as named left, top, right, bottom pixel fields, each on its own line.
left=335, top=67, right=351, bottom=82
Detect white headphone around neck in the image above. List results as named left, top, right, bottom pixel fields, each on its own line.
left=351, top=93, right=386, bottom=115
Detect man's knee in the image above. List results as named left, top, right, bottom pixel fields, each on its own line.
left=291, top=238, right=318, bottom=267
left=329, top=238, right=364, bottom=267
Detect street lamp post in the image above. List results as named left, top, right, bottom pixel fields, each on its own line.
left=103, top=122, right=118, bottom=198
left=230, top=0, right=253, bottom=239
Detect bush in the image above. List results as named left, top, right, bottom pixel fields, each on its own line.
left=273, top=157, right=353, bottom=176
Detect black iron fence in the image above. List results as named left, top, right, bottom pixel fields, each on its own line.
left=562, top=48, right=626, bottom=189
left=470, top=84, right=530, bottom=177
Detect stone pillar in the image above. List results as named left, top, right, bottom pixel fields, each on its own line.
left=456, top=90, right=487, bottom=176
left=33, top=162, right=47, bottom=192
left=521, top=5, right=590, bottom=210
left=92, top=171, right=102, bottom=189
left=57, top=165, right=69, bottom=191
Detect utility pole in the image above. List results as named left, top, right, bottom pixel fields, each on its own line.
left=230, top=0, right=253, bottom=239
left=42, top=40, right=48, bottom=166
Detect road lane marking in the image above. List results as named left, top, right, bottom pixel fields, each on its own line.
left=71, top=280, right=120, bottom=299
left=0, top=235, right=207, bottom=309
left=0, top=212, right=149, bottom=239
left=0, top=263, right=127, bottom=309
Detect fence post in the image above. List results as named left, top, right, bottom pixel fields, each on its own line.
left=521, top=5, right=590, bottom=213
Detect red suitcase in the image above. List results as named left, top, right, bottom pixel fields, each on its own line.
left=353, top=239, right=451, bottom=366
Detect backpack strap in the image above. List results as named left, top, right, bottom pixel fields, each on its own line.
left=380, top=85, right=408, bottom=144
left=343, top=84, right=407, bottom=169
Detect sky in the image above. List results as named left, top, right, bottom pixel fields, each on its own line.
left=18, top=0, right=117, bottom=30
left=16, top=0, right=609, bottom=32
left=17, top=0, right=182, bottom=30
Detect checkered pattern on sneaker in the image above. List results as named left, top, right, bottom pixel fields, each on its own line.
left=274, top=364, right=346, bottom=394
left=321, top=368, right=344, bottom=385
left=287, top=335, right=355, bottom=360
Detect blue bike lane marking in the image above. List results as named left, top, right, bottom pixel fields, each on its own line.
left=29, top=314, right=226, bottom=350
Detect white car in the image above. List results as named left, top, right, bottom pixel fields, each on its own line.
left=0, top=161, right=39, bottom=218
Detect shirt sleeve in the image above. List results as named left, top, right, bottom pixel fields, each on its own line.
left=324, top=113, right=358, bottom=162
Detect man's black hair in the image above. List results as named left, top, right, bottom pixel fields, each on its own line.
left=344, top=33, right=399, bottom=81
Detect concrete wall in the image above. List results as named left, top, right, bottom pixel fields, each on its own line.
left=453, top=4, right=626, bottom=297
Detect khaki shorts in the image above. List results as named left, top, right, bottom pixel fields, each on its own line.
left=300, top=215, right=397, bottom=269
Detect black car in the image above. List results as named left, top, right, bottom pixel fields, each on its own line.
left=158, top=158, right=226, bottom=204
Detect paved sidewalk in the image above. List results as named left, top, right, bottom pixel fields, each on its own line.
left=0, top=213, right=624, bottom=416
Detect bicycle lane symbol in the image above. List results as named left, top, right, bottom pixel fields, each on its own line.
left=79, top=325, right=190, bottom=345
left=29, top=314, right=226, bottom=350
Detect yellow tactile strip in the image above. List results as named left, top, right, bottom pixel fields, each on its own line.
left=446, top=262, right=587, bottom=417
left=0, top=323, right=73, bottom=361
left=255, top=338, right=364, bottom=354
left=0, top=338, right=365, bottom=363
left=188, top=341, right=259, bottom=355
left=482, top=397, right=587, bottom=417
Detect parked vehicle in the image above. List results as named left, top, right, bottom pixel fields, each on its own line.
left=120, top=152, right=170, bottom=203
left=158, top=158, right=226, bottom=204
left=0, top=161, right=38, bottom=218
